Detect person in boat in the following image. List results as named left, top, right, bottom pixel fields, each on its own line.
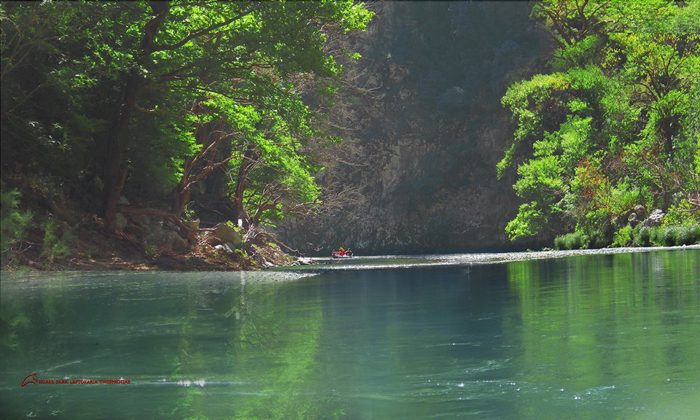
left=331, top=247, right=351, bottom=258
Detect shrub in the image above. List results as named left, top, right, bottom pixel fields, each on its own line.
left=674, top=225, right=699, bottom=245
left=632, top=226, right=651, bottom=246
left=41, top=219, right=72, bottom=262
left=554, top=231, right=588, bottom=250
left=663, top=199, right=700, bottom=227
left=662, top=227, right=677, bottom=246
left=649, top=227, right=664, bottom=246
left=588, top=230, right=610, bottom=249
left=612, top=225, right=633, bottom=247
left=646, top=225, right=700, bottom=246
left=144, top=244, right=157, bottom=259
left=578, top=208, right=614, bottom=248
left=1, top=188, right=32, bottom=258
left=629, top=225, right=700, bottom=247
left=553, top=235, right=565, bottom=249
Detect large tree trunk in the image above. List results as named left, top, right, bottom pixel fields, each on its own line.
left=174, top=121, right=232, bottom=220
left=103, top=73, right=139, bottom=228
left=103, top=2, right=170, bottom=229
left=175, top=186, right=192, bottom=219
left=232, top=145, right=259, bottom=224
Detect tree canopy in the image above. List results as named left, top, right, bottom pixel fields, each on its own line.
left=499, top=0, right=700, bottom=247
left=1, top=1, right=372, bottom=232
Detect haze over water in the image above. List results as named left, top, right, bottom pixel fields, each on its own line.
left=1, top=249, right=699, bottom=418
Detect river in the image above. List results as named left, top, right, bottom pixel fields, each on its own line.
left=1, top=248, right=699, bottom=418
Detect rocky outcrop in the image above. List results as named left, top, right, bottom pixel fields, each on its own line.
left=278, top=2, right=552, bottom=254
left=642, top=209, right=665, bottom=228
left=143, top=222, right=189, bottom=253
left=211, top=222, right=243, bottom=247
left=121, top=211, right=190, bottom=253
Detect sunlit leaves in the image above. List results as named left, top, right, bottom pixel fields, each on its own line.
left=505, top=202, right=546, bottom=240
left=1, top=0, right=372, bottom=227
left=501, top=0, right=699, bottom=243
left=497, top=73, right=569, bottom=177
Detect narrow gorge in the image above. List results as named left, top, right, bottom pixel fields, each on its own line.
left=279, top=2, right=552, bottom=254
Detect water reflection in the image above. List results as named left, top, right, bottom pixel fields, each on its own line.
left=505, top=251, right=700, bottom=418
left=1, top=250, right=699, bottom=418
left=1, top=271, right=324, bottom=418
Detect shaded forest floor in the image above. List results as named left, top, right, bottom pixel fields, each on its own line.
left=1, top=177, right=295, bottom=272
left=6, top=220, right=294, bottom=272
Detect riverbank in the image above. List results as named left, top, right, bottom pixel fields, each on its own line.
left=3, top=179, right=697, bottom=274
left=3, top=172, right=697, bottom=274
left=5, top=231, right=698, bottom=273
left=1, top=213, right=295, bottom=272
left=1, top=176, right=298, bottom=272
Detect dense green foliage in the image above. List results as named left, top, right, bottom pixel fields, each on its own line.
left=499, top=0, right=700, bottom=247
left=0, top=187, right=32, bottom=262
left=554, top=224, right=700, bottom=249
left=1, top=1, right=372, bottom=242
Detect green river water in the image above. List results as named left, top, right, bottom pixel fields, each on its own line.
left=1, top=248, right=699, bottom=418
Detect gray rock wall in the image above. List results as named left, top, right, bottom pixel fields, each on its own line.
left=278, top=2, right=553, bottom=254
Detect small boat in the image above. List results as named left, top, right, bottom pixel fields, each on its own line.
left=331, top=249, right=354, bottom=259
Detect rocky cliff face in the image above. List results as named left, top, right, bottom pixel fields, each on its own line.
left=278, top=2, right=553, bottom=254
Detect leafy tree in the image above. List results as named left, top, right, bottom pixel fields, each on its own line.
left=1, top=1, right=373, bottom=236
left=499, top=0, right=700, bottom=245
